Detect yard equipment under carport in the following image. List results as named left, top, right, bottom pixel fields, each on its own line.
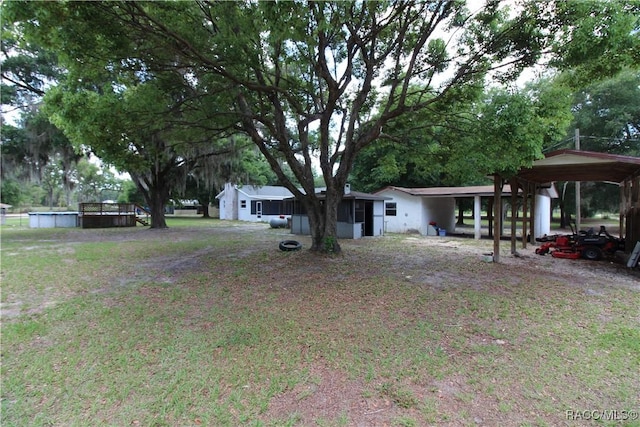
left=535, top=225, right=624, bottom=261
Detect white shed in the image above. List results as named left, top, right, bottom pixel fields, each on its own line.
left=373, top=185, right=554, bottom=239
left=373, top=186, right=460, bottom=235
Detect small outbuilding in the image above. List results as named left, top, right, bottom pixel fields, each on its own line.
left=290, top=186, right=389, bottom=239
left=373, top=185, right=556, bottom=239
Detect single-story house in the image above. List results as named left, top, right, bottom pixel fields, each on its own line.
left=373, top=185, right=556, bottom=239
left=215, top=183, right=294, bottom=222
left=290, top=186, right=389, bottom=239
left=216, top=183, right=388, bottom=239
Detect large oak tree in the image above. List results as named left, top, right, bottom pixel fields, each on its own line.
left=89, top=0, right=547, bottom=251
left=15, top=0, right=625, bottom=251
left=5, top=1, right=246, bottom=228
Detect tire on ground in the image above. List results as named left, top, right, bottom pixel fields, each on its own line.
left=279, top=240, right=302, bottom=251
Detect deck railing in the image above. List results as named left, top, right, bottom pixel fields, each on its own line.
left=79, top=203, right=149, bottom=228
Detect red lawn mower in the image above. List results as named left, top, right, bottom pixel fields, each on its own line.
left=535, top=225, right=625, bottom=261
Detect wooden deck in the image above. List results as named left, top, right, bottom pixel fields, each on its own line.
left=79, top=203, right=149, bottom=228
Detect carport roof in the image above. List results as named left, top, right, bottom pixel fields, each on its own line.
left=375, top=185, right=517, bottom=198
left=285, top=190, right=390, bottom=201
left=517, top=149, right=640, bottom=184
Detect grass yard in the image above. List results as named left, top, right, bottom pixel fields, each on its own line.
left=1, top=217, right=639, bottom=426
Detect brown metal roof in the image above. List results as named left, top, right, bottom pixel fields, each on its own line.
left=375, top=185, right=517, bottom=198
left=517, top=149, right=640, bottom=184
left=289, top=190, right=390, bottom=201
left=342, top=190, right=391, bottom=200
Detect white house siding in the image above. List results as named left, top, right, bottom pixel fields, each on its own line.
left=373, top=200, right=385, bottom=237
left=237, top=200, right=253, bottom=221
left=377, top=185, right=556, bottom=239
left=379, top=189, right=424, bottom=234
left=377, top=188, right=456, bottom=235
left=216, top=183, right=293, bottom=222
left=217, top=183, right=237, bottom=220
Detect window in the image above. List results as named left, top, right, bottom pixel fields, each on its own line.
left=385, top=202, right=397, bottom=216
left=240, top=200, right=247, bottom=209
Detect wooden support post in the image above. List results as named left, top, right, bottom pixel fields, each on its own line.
left=493, top=175, right=502, bottom=263
left=620, top=181, right=627, bottom=240
left=510, top=177, right=518, bottom=254
left=529, top=183, right=537, bottom=245
left=488, top=197, right=494, bottom=238
left=631, top=176, right=640, bottom=248
left=521, top=183, right=529, bottom=249
left=575, top=128, right=581, bottom=233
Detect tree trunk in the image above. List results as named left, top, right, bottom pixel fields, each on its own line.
left=559, top=181, right=569, bottom=229
left=456, top=201, right=465, bottom=226
left=48, top=189, right=55, bottom=209
left=305, top=189, right=341, bottom=253
left=133, top=173, right=168, bottom=229
left=148, top=188, right=168, bottom=228
left=198, top=196, right=211, bottom=218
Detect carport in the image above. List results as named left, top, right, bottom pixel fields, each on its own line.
left=491, top=149, right=640, bottom=263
